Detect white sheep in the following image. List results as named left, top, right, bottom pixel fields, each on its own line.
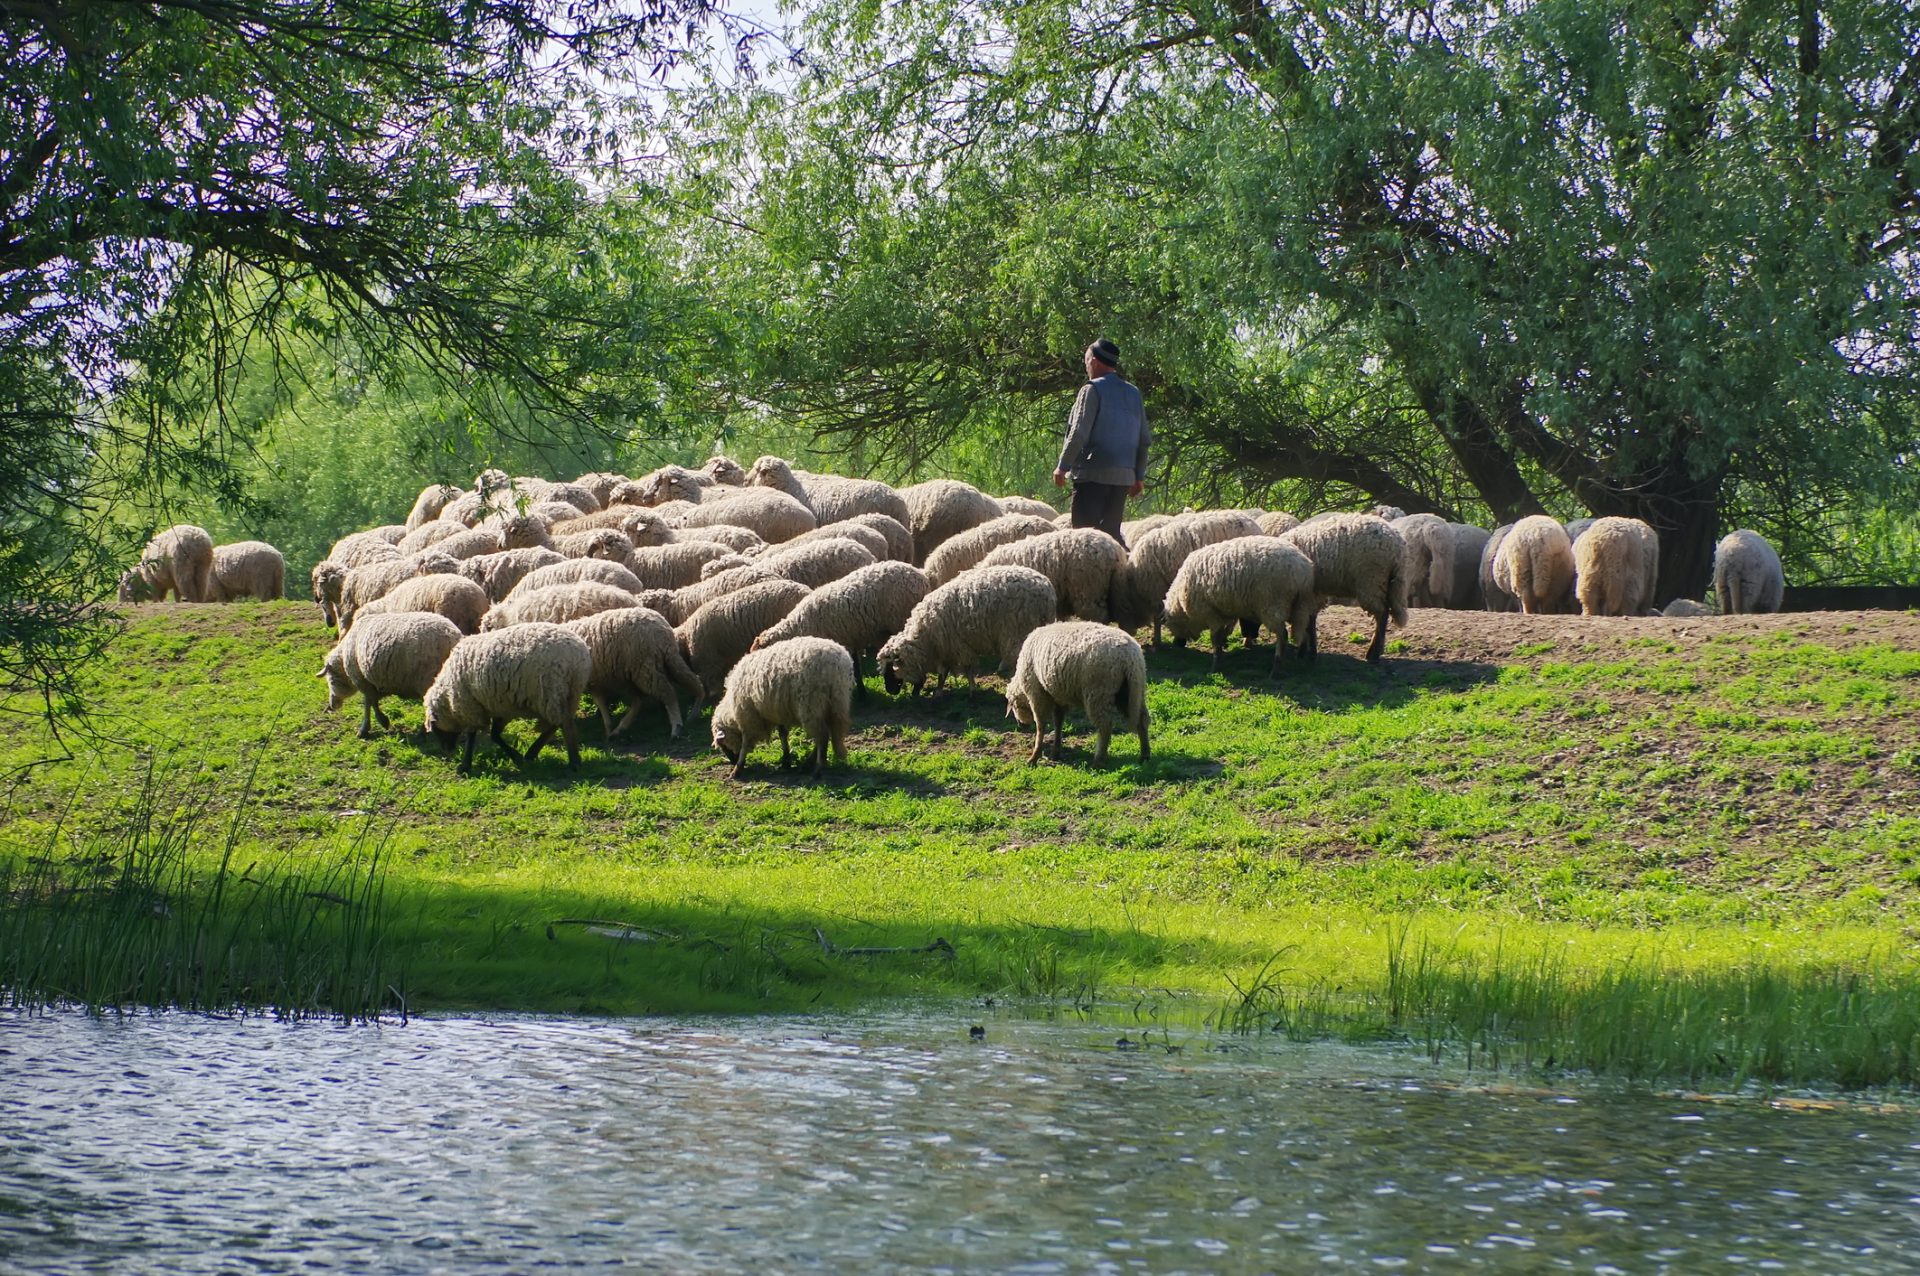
left=572, top=472, right=629, bottom=508
left=755, top=520, right=891, bottom=564
left=704, top=456, right=747, bottom=486
left=750, top=561, right=933, bottom=690
left=396, top=519, right=467, bottom=555
left=978, top=528, right=1130, bottom=622
left=205, top=541, right=285, bottom=602
left=1110, top=511, right=1263, bottom=643
left=1277, top=513, right=1409, bottom=664
left=326, top=529, right=405, bottom=569
left=1574, top=517, right=1660, bottom=617
left=641, top=563, right=781, bottom=626
left=745, top=456, right=912, bottom=528
left=674, top=523, right=767, bottom=555
left=997, top=496, right=1060, bottom=520
left=923, top=513, right=1059, bottom=587
left=1714, top=530, right=1784, bottom=615
left=355, top=572, right=492, bottom=634
left=752, top=537, right=878, bottom=590
left=635, top=463, right=715, bottom=506
left=1446, top=524, right=1492, bottom=609
left=565, top=606, right=704, bottom=740
left=457, top=547, right=567, bottom=603
left=1492, top=515, right=1576, bottom=616
left=1005, top=621, right=1150, bottom=765
left=481, top=581, right=639, bottom=630
left=898, top=479, right=1004, bottom=565
left=553, top=528, right=633, bottom=562
left=1162, top=537, right=1316, bottom=676
left=675, top=577, right=813, bottom=699
left=1256, top=511, right=1301, bottom=537
left=119, top=525, right=215, bottom=603
left=321, top=611, right=463, bottom=738
left=711, top=637, right=855, bottom=779
left=423, top=622, right=592, bottom=772
left=336, top=552, right=460, bottom=633
left=512, top=558, right=645, bottom=598
left=404, top=484, right=463, bottom=530
left=669, top=488, right=817, bottom=545
left=876, top=564, right=1056, bottom=696
left=626, top=540, right=742, bottom=590
left=1478, top=524, right=1519, bottom=612
left=843, top=511, right=915, bottom=563
left=1391, top=513, right=1455, bottom=608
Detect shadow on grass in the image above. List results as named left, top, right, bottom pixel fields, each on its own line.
left=1144, top=636, right=1503, bottom=713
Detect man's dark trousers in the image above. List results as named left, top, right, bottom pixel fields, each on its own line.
left=1071, top=482, right=1130, bottom=546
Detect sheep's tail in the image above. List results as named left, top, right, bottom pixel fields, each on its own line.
left=1385, top=558, right=1410, bottom=630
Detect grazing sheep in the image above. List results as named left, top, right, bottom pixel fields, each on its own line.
left=603, top=479, right=650, bottom=508
left=573, top=472, right=628, bottom=508
left=1714, top=530, right=1785, bottom=615
left=711, top=637, right=854, bottom=779
left=997, top=495, right=1059, bottom=520
left=1564, top=517, right=1596, bottom=547
left=698, top=554, right=755, bottom=581
left=1110, top=511, right=1263, bottom=642
left=438, top=490, right=513, bottom=528
left=482, top=581, right=639, bottom=630
left=752, top=537, right=878, bottom=590
left=635, top=463, right=715, bottom=506
left=1446, top=524, right=1492, bottom=610
left=1257, top=511, right=1301, bottom=537
left=627, top=540, right=742, bottom=590
left=1006, top=621, right=1150, bottom=765
left=1493, top=515, right=1577, bottom=616
left=1278, top=514, right=1409, bottom=664
left=750, top=561, right=933, bottom=689
left=337, top=552, right=460, bottom=633
left=1392, top=513, right=1455, bottom=608
left=642, top=564, right=781, bottom=626
left=119, top=525, right=215, bottom=603
left=843, top=511, right=915, bottom=563
left=923, top=513, right=1059, bottom=587
left=1054, top=511, right=1075, bottom=529
left=745, top=456, right=912, bottom=527
left=1575, top=517, right=1660, bottom=617
left=876, top=564, right=1056, bottom=696
left=671, top=488, right=817, bottom=545
left=1664, top=597, right=1714, bottom=617
left=757, top=520, right=891, bottom=564
left=310, top=562, right=347, bottom=626
left=524, top=499, right=590, bottom=529
left=405, top=484, right=463, bottom=531
left=457, top=547, right=567, bottom=603
left=321, top=612, right=464, bottom=739
left=423, top=622, right=592, bottom=772
left=565, top=606, right=704, bottom=740
left=978, top=528, right=1129, bottom=622
left=206, top=541, right=285, bottom=602
left=550, top=506, right=652, bottom=537
left=675, top=523, right=766, bottom=554
left=356, top=573, right=492, bottom=635
left=554, top=528, right=633, bottom=562
left=675, top=578, right=812, bottom=698
left=898, top=479, right=1004, bottom=565
left=1163, top=537, right=1316, bottom=676
left=537, top=481, right=601, bottom=515
left=431, top=526, right=514, bottom=562
left=1121, top=513, right=1174, bottom=543
left=397, top=519, right=467, bottom=555
left=513, top=558, right=645, bottom=598
left=1479, top=524, right=1519, bottom=612
left=326, top=530, right=406, bottom=569
left=704, top=456, right=747, bottom=486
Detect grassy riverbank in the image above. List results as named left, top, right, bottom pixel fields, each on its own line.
left=4, top=602, right=1918, bottom=1085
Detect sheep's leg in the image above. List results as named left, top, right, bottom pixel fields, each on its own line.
left=371, top=699, right=392, bottom=731
left=1028, top=714, right=1046, bottom=765
left=1240, top=617, right=1259, bottom=644
left=561, top=716, right=582, bottom=769
left=1136, top=711, right=1151, bottom=762
left=810, top=735, right=826, bottom=779
left=1209, top=627, right=1224, bottom=673
left=593, top=693, right=616, bottom=742
left=490, top=718, right=524, bottom=762
left=657, top=691, right=682, bottom=740
left=1365, top=609, right=1390, bottom=664
left=1050, top=707, right=1065, bottom=760
left=458, top=731, right=477, bottom=774
left=778, top=725, right=794, bottom=768
left=358, top=699, right=375, bottom=740
left=524, top=725, right=556, bottom=763
left=1301, top=612, right=1319, bottom=662
left=1092, top=712, right=1112, bottom=765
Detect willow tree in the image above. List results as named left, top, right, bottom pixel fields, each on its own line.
left=0, top=0, right=738, bottom=711
left=676, top=0, right=1920, bottom=598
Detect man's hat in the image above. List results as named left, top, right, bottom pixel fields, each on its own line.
left=1088, top=337, right=1122, bottom=369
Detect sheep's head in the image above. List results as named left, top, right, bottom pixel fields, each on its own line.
left=1006, top=686, right=1034, bottom=725
left=746, top=456, right=792, bottom=488
left=498, top=515, right=549, bottom=551
left=704, top=456, right=746, bottom=486
left=117, top=569, right=152, bottom=603
left=319, top=648, right=354, bottom=712
left=622, top=511, right=671, bottom=547
left=605, top=479, right=649, bottom=508
left=875, top=635, right=923, bottom=696
left=710, top=709, right=744, bottom=766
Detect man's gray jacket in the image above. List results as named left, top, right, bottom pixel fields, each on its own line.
left=1058, top=373, right=1149, bottom=487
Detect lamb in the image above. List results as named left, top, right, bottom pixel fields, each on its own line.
left=1005, top=621, right=1150, bottom=765
left=1492, top=515, right=1577, bottom=616
left=320, top=611, right=464, bottom=738
left=355, top=572, right=492, bottom=634
left=1447, top=524, right=1492, bottom=609
left=710, top=637, right=854, bottom=779
left=206, top=541, right=285, bottom=602
left=402, top=484, right=460, bottom=530
left=978, top=528, right=1129, bottom=622
left=423, top=622, right=591, bottom=772
left=513, top=558, right=645, bottom=598
left=1162, top=537, right=1316, bottom=676
left=1257, top=511, right=1301, bottom=537
left=481, top=581, right=639, bottom=630
left=745, top=456, right=912, bottom=527
left=119, top=524, right=215, bottom=603
left=1277, top=513, right=1409, bottom=664
left=336, top=552, right=460, bottom=632
left=627, top=540, right=742, bottom=589
left=843, top=512, right=914, bottom=563
left=565, top=606, right=704, bottom=740
left=1391, top=513, right=1455, bottom=609
left=669, top=488, right=817, bottom=545
left=553, top=528, right=633, bottom=562
left=457, top=547, right=567, bottom=602
left=875, top=564, right=1056, bottom=696
left=898, top=479, right=1004, bottom=565
left=704, top=456, right=747, bottom=486
left=923, top=513, right=1058, bottom=587
left=751, top=537, right=878, bottom=590
left=1574, top=517, right=1660, bottom=617
left=1110, top=511, right=1263, bottom=642
left=1714, top=530, right=1785, bottom=615
left=997, top=496, right=1059, bottom=520
left=1479, top=524, right=1519, bottom=612
left=641, top=564, right=780, bottom=626
left=750, top=561, right=933, bottom=689
left=674, top=578, right=812, bottom=698
left=755, top=520, right=891, bottom=564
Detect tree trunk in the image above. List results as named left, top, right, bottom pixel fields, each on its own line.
left=1588, top=464, right=1725, bottom=606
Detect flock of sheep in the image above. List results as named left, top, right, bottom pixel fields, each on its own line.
left=119, top=458, right=1787, bottom=776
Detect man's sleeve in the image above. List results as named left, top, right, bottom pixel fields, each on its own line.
left=1057, top=384, right=1098, bottom=474
left=1134, top=403, right=1151, bottom=483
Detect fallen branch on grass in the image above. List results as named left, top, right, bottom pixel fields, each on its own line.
left=814, top=928, right=956, bottom=958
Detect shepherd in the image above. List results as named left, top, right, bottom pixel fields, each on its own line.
left=1053, top=337, right=1149, bottom=545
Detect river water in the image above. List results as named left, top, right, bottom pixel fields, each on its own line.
left=2, top=1009, right=1917, bottom=1273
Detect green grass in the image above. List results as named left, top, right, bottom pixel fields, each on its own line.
left=4, top=602, right=1919, bottom=1086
